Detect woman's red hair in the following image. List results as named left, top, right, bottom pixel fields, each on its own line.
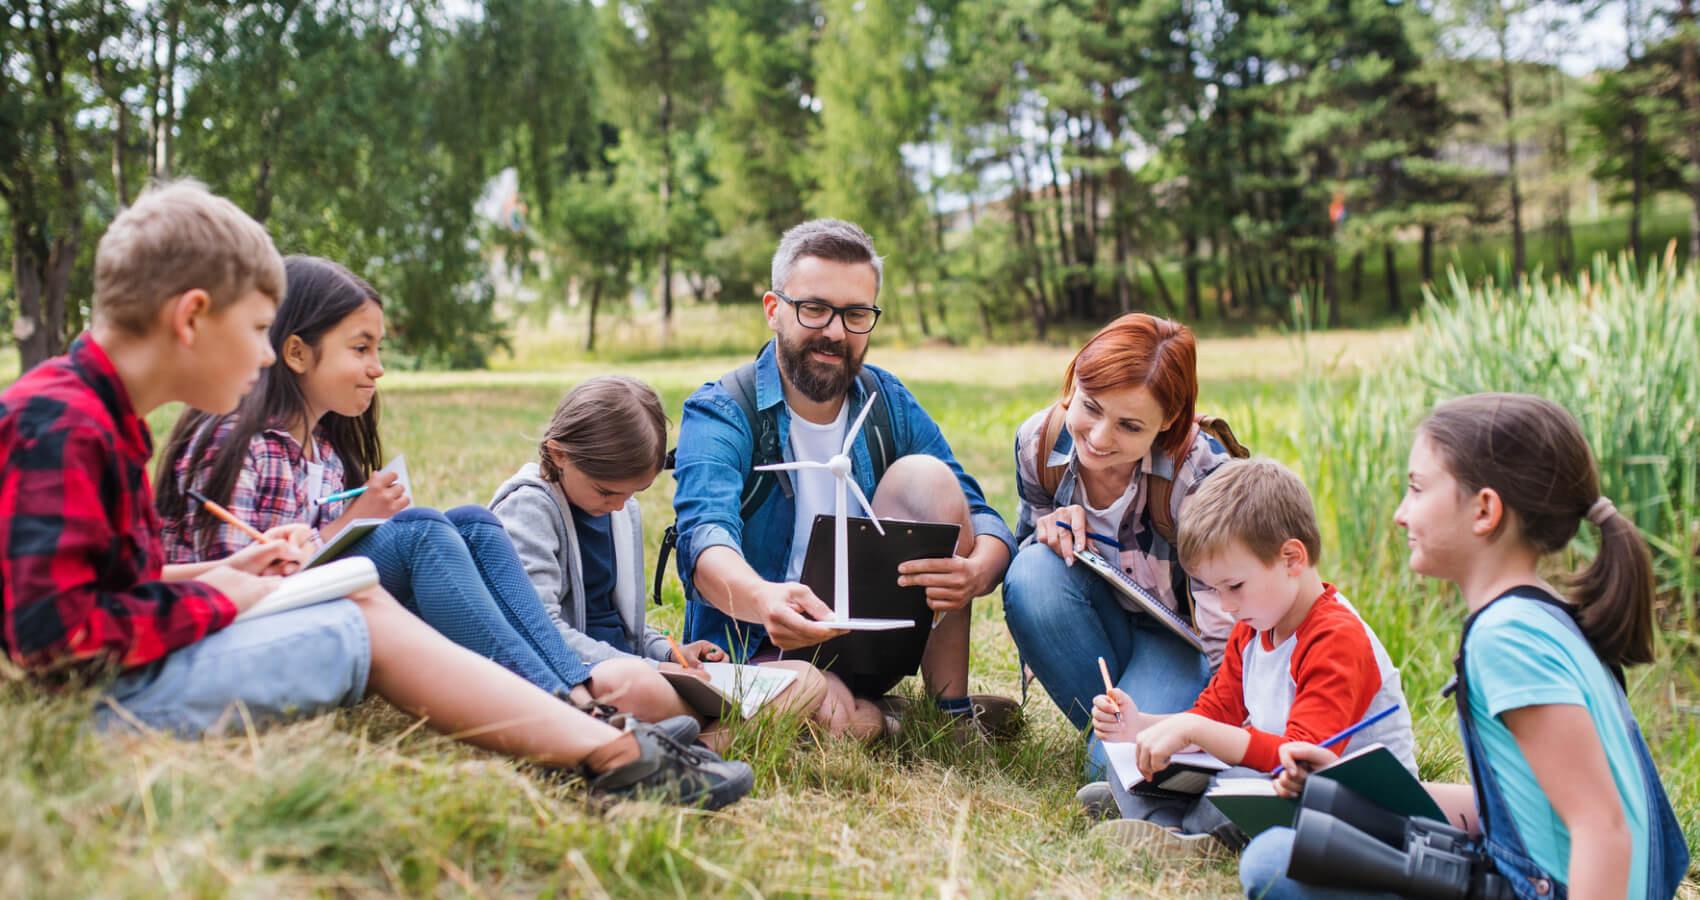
left=1061, top=313, right=1199, bottom=462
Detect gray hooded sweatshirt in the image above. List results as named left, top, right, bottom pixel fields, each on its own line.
left=489, top=462, right=671, bottom=667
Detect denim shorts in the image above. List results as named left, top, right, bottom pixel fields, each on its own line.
left=93, top=599, right=372, bottom=738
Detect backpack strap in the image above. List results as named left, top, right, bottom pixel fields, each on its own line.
left=1147, top=414, right=1251, bottom=546
left=1034, top=402, right=1069, bottom=498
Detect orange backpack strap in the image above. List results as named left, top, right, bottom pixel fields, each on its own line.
left=1146, top=414, right=1252, bottom=546
left=1034, top=402, right=1070, bottom=498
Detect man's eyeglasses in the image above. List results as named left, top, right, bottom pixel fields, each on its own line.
left=773, top=289, right=882, bottom=334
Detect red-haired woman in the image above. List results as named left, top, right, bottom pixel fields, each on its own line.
left=1003, top=313, right=1236, bottom=792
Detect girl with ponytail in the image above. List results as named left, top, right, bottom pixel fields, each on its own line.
left=1240, top=393, right=1687, bottom=900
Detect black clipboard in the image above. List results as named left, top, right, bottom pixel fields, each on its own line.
left=797, top=514, right=960, bottom=679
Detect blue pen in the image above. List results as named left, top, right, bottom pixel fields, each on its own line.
left=315, top=485, right=367, bottom=506
left=1270, top=703, right=1402, bottom=777
left=1085, top=531, right=1123, bottom=550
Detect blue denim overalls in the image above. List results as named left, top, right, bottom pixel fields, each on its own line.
left=1452, top=589, right=1689, bottom=900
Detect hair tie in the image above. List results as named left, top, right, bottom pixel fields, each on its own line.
left=1586, top=496, right=1616, bottom=526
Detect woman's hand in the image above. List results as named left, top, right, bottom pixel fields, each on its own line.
left=658, top=661, right=711, bottom=682
left=1273, top=742, right=1339, bottom=798
left=196, top=566, right=283, bottom=613
left=1033, top=505, right=1088, bottom=564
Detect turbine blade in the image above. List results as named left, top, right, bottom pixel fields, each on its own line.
left=842, top=391, right=880, bottom=455
left=754, top=461, right=823, bottom=472
left=846, top=481, right=885, bottom=535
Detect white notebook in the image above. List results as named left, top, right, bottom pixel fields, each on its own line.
left=236, top=557, right=380, bottom=621
left=1103, top=739, right=1230, bottom=794
left=660, top=662, right=800, bottom=719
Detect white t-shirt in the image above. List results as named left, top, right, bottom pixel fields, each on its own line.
left=304, top=460, right=327, bottom=506
left=783, top=402, right=858, bottom=582
left=1080, top=479, right=1135, bottom=555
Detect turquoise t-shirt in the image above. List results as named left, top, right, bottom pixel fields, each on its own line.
left=1464, top=591, right=1651, bottom=897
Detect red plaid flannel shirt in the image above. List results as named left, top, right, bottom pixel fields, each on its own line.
left=160, top=419, right=345, bottom=563
left=0, top=335, right=236, bottom=673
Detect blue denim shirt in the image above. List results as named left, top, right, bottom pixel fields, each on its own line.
left=673, top=340, right=1017, bottom=658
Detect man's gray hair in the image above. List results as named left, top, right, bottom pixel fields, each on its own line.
left=770, top=218, right=884, bottom=296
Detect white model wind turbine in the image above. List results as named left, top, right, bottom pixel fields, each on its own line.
left=757, top=392, right=911, bottom=631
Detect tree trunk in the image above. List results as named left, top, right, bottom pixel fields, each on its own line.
left=1349, top=250, right=1364, bottom=306
left=1420, top=225, right=1436, bottom=284
left=1182, top=228, right=1202, bottom=321
left=1324, top=250, right=1340, bottom=329
left=1495, top=18, right=1526, bottom=279
left=585, top=279, right=603, bottom=352
left=1384, top=242, right=1400, bottom=314
left=1143, top=257, right=1177, bottom=317
left=1679, top=0, right=1700, bottom=260
left=1629, top=120, right=1644, bottom=263
left=158, top=1, right=181, bottom=178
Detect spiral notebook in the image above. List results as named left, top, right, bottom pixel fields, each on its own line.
left=236, top=557, right=380, bottom=621
left=1073, top=548, right=1206, bottom=653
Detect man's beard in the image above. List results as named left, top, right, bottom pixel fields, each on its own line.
left=777, top=331, right=865, bottom=403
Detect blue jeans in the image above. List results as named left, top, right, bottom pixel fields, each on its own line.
left=97, top=599, right=370, bottom=737
left=1002, top=542, right=1211, bottom=778
left=351, top=506, right=592, bottom=693
left=1240, top=827, right=1401, bottom=899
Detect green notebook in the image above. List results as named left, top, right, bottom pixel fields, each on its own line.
left=1204, top=743, right=1439, bottom=838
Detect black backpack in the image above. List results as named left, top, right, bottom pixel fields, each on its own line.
left=652, top=360, right=895, bottom=605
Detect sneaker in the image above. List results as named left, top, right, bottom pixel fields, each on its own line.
left=961, top=694, right=1024, bottom=742
left=584, top=722, right=755, bottom=810
left=1076, top=781, right=1117, bottom=821
left=563, top=691, right=702, bottom=747
left=1090, top=818, right=1230, bottom=861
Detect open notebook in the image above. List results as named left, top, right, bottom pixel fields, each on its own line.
left=236, top=557, right=379, bottom=621
left=1102, top=739, right=1230, bottom=797
left=659, top=663, right=799, bottom=720
left=1204, top=743, right=1442, bottom=838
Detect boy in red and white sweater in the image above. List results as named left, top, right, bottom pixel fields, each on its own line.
left=1089, top=457, right=1415, bottom=856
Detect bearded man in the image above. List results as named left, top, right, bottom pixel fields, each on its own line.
left=670, top=219, right=1019, bottom=742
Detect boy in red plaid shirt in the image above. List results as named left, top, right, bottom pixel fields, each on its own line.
left=0, top=181, right=752, bottom=809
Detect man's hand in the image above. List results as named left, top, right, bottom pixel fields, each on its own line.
left=1273, top=742, right=1339, bottom=798
left=1091, top=686, right=1143, bottom=743
left=753, top=582, right=849, bottom=650
left=897, top=553, right=986, bottom=611
left=197, top=565, right=283, bottom=613
left=1134, top=712, right=1203, bottom=780
left=222, top=536, right=307, bottom=577
left=676, top=640, right=726, bottom=666
left=1032, top=505, right=1090, bottom=564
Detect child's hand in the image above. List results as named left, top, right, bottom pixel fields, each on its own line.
left=223, top=537, right=307, bottom=577
left=1033, top=505, right=1088, bottom=564
left=1091, top=687, right=1140, bottom=742
left=658, top=661, right=711, bottom=681
left=1273, top=742, right=1339, bottom=798
left=197, top=565, right=283, bottom=612
left=347, top=471, right=409, bottom=520
left=679, top=640, right=726, bottom=666
left=1134, top=713, right=1200, bottom=780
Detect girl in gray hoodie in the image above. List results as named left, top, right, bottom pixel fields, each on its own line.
left=491, top=377, right=824, bottom=745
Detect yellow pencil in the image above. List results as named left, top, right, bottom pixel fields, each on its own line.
left=662, top=631, right=693, bottom=668
left=1098, top=656, right=1121, bottom=722
left=186, top=488, right=267, bottom=544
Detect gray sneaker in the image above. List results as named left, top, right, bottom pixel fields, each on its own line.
left=1076, top=781, right=1118, bottom=821
left=585, top=722, right=754, bottom=810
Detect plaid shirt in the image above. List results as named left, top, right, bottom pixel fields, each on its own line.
left=0, top=335, right=235, bottom=674
left=1012, top=404, right=1236, bottom=666
left=160, top=419, right=347, bottom=563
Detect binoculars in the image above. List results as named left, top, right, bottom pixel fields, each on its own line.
left=1287, top=778, right=1512, bottom=899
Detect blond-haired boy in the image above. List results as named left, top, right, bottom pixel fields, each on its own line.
left=0, top=181, right=751, bottom=808
left=1087, top=457, right=1415, bottom=855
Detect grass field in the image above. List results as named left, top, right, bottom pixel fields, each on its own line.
left=2, top=314, right=1696, bottom=896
